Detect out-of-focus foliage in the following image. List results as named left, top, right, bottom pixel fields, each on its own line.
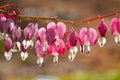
left=7, top=70, right=120, bottom=80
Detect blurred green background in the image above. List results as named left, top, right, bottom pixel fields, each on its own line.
left=0, top=0, right=120, bottom=80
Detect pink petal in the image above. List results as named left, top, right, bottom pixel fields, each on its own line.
left=88, top=28, right=98, bottom=45
left=46, top=28, right=55, bottom=45
left=0, top=14, right=6, bottom=33
left=69, top=28, right=78, bottom=46
left=56, top=39, right=65, bottom=55
left=79, top=27, right=97, bottom=46
left=36, top=27, right=46, bottom=42
left=47, top=22, right=66, bottom=39
left=28, top=23, right=37, bottom=39
left=47, top=44, right=56, bottom=55
left=4, top=37, right=13, bottom=51
left=98, top=19, right=107, bottom=37
left=35, top=40, right=45, bottom=58
left=110, top=18, right=119, bottom=34
left=47, top=22, right=56, bottom=30
left=56, top=22, right=66, bottom=39
left=10, top=10, right=16, bottom=15
left=5, top=18, right=14, bottom=34
left=66, top=39, right=71, bottom=51
left=66, top=28, right=78, bottom=50
left=23, top=26, right=29, bottom=40
left=34, top=23, right=39, bottom=38
left=24, top=23, right=38, bottom=40
left=9, top=10, right=16, bottom=20
left=47, top=39, right=65, bottom=56
left=12, top=26, right=21, bottom=42
left=79, top=28, right=88, bottom=45
left=116, top=18, right=120, bottom=34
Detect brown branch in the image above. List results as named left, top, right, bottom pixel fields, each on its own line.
left=74, top=11, right=120, bottom=24
left=0, top=4, right=119, bottom=25
left=0, top=4, right=17, bottom=8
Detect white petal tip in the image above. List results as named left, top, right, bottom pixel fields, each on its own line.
left=21, top=57, right=26, bottom=61
left=53, top=55, right=58, bottom=64
left=16, top=42, right=21, bottom=51
left=68, top=53, right=76, bottom=62
left=98, top=37, right=106, bottom=48
left=21, top=52, right=28, bottom=61
left=23, top=40, right=34, bottom=49
left=4, top=52, right=12, bottom=61
left=115, top=35, right=120, bottom=45
left=70, top=47, right=78, bottom=55
left=37, top=57, right=44, bottom=67
left=80, top=45, right=84, bottom=53
left=11, top=49, right=18, bottom=52
left=6, top=56, right=11, bottom=61
left=86, top=44, right=90, bottom=54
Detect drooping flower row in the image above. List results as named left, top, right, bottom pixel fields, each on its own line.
left=0, top=12, right=120, bottom=66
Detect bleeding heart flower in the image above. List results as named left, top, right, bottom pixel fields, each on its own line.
left=66, top=28, right=78, bottom=61
left=46, top=28, right=55, bottom=45
left=110, top=18, right=120, bottom=44
left=79, top=27, right=97, bottom=54
left=36, top=27, right=48, bottom=53
left=12, top=26, right=21, bottom=42
left=47, top=22, right=66, bottom=38
left=24, top=23, right=38, bottom=40
left=4, top=37, right=13, bottom=60
left=2, top=10, right=16, bottom=36
left=23, top=22, right=38, bottom=49
left=35, top=40, right=45, bottom=67
left=36, top=28, right=46, bottom=42
left=47, top=39, right=65, bottom=64
left=8, top=10, right=16, bottom=20
left=0, top=14, right=6, bottom=34
left=4, top=37, right=15, bottom=61
left=20, top=40, right=31, bottom=61
left=12, top=26, right=21, bottom=51
left=47, top=22, right=66, bottom=47
left=4, top=18, right=15, bottom=34
left=98, top=19, right=107, bottom=47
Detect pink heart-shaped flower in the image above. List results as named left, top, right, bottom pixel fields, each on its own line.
left=79, top=27, right=97, bottom=46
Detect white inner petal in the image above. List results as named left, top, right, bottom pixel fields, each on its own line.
left=55, top=35, right=59, bottom=48
left=23, top=40, right=27, bottom=48
left=20, top=52, right=28, bottom=61
left=85, top=41, right=90, bottom=54
left=4, top=51, right=12, bottom=61
left=53, top=52, right=59, bottom=64
left=11, top=49, right=18, bottom=52
left=30, top=39, right=34, bottom=48
left=37, top=56, right=44, bottom=67
left=68, top=46, right=78, bottom=61
left=80, top=45, right=84, bottom=53
left=68, top=52, right=76, bottom=62
left=43, top=40, right=48, bottom=54
left=16, top=42, right=21, bottom=51
left=115, top=35, right=120, bottom=44
left=70, top=46, right=78, bottom=55
left=98, top=37, right=106, bottom=47
left=23, top=40, right=34, bottom=49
